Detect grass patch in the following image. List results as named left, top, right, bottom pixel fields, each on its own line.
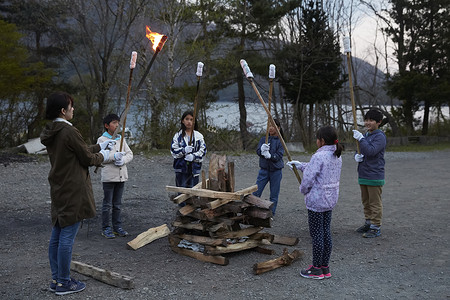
left=387, top=142, right=450, bottom=152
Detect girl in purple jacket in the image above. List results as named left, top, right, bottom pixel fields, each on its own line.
left=287, top=125, right=343, bottom=280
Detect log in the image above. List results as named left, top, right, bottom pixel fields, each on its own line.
left=243, top=194, right=274, bottom=210
left=272, top=235, right=299, bottom=246
left=206, top=198, right=234, bottom=210
left=253, top=249, right=305, bottom=275
left=127, top=224, right=170, bottom=250
left=172, top=182, right=202, bottom=204
left=168, top=235, right=228, bottom=266
left=252, top=246, right=276, bottom=255
left=172, top=221, right=204, bottom=231
left=166, top=186, right=244, bottom=201
left=70, top=261, right=134, bottom=289
left=249, top=232, right=274, bottom=243
left=178, top=204, right=196, bottom=216
left=244, top=216, right=273, bottom=228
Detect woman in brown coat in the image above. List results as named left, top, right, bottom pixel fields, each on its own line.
left=40, top=92, right=114, bottom=295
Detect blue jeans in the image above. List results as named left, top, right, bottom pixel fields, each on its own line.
left=253, top=168, right=282, bottom=215
left=48, top=221, right=80, bottom=284
left=102, top=182, right=125, bottom=230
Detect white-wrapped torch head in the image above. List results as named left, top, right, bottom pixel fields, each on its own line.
left=130, top=51, right=137, bottom=69
left=196, top=62, right=204, bottom=77
left=343, top=36, right=351, bottom=53
left=240, top=59, right=254, bottom=78
left=269, top=64, right=276, bottom=79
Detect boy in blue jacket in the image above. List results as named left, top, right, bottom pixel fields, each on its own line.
left=352, top=109, right=387, bottom=238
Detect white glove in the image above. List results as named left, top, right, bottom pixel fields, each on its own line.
left=99, top=149, right=110, bottom=163
left=185, top=154, right=194, bottom=162
left=352, top=130, right=364, bottom=141
left=286, top=160, right=302, bottom=170
left=100, top=140, right=116, bottom=150
left=114, top=152, right=125, bottom=161
left=354, top=153, right=364, bottom=162
left=184, top=145, right=194, bottom=154
left=263, top=151, right=271, bottom=159
left=260, top=143, right=270, bottom=152
left=115, top=157, right=124, bottom=166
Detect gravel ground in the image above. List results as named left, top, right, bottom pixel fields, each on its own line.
left=0, top=149, right=449, bottom=299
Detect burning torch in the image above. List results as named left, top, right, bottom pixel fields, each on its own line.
left=240, top=59, right=302, bottom=184
left=134, top=26, right=168, bottom=93
left=343, top=36, right=360, bottom=154
left=190, top=62, right=204, bottom=146
left=265, top=64, right=276, bottom=144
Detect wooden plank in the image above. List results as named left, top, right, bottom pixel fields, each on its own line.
left=243, top=194, right=274, bottom=210
left=211, top=226, right=263, bottom=239
left=127, top=224, right=170, bottom=250
left=175, top=233, right=227, bottom=247
left=235, top=185, right=258, bottom=196
left=71, top=260, right=134, bottom=289
left=252, top=246, right=276, bottom=255
left=169, top=235, right=228, bottom=265
left=272, top=235, right=299, bottom=246
left=172, top=221, right=204, bottom=231
left=253, top=249, right=304, bottom=275
left=178, top=204, right=196, bottom=216
left=166, top=186, right=244, bottom=201
left=204, top=239, right=270, bottom=255
left=172, top=182, right=202, bottom=204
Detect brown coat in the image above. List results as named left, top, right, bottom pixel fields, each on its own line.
left=40, top=121, right=104, bottom=227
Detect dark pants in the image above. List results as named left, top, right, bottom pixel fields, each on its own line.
left=175, top=172, right=199, bottom=188
left=253, top=168, right=282, bottom=215
left=308, top=209, right=333, bottom=267
left=102, top=182, right=125, bottom=230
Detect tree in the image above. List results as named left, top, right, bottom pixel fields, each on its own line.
left=0, top=20, right=52, bottom=147
left=277, top=1, right=344, bottom=147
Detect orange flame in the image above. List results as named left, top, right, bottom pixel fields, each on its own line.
left=146, top=26, right=166, bottom=52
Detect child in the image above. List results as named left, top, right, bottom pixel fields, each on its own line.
left=253, top=119, right=284, bottom=216
left=97, top=114, right=133, bottom=239
left=170, top=110, right=207, bottom=188
left=352, top=109, right=387, bottom=238
left=287, top=125, right=343, bottom=280
left=41, top=92, right=114, bottom=295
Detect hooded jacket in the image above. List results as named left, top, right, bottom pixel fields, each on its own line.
left=40, top=120, right=104, bottom=227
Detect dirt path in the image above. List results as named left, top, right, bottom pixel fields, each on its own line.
left=1, top=150, right=449, bottom=299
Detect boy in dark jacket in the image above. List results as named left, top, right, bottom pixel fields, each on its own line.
left=352, top=109, right=387, bottom=238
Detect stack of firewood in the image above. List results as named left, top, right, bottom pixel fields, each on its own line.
left=165, top=154, right=300, bottom=268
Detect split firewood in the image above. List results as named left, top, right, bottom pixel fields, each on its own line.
left=174, top=233, right=227, bottom=247
left=211, top=226, right=263, bottom=239
left=71, top=261, right=134, bottom=289
left=249, top=232, right=274, bottom=243
left=172, top=220, right=204, bottom=231
left=166, top=186, right=244, bottom=201
left=244, top=216, right=273, bottom=228
left=127, top=224, right=170, bottom=250
left=243, top=194, right=274, bottom=210
left=172, top=181, right=202, bottom=204
left=272, top=235, right=299, bottom=246
left=252, top=246, right=276, bottom=255
left=227, top=161, right=235, bottom=192
left=244, top=206, right=273, bottom=219
left=178, top=204, right=196, bottom=216
left=253, top=248, right=305, bottom=275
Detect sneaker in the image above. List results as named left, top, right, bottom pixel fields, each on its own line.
left=55, top=278, right=86, bottom=295
left=113, top=227, right=129, bottom=237
left=102, top=227, right=115, bottom=239
left=321, top=266, right=331, bottom=279
left=356, top=223, right=371, bottom=233
left=300, top=265, right=324, bottom=280
left=363, top=227, right=381, bottom=238
left=49, top=279, right=57, bottom=292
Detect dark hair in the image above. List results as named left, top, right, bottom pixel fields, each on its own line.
left=180, top=110, right=198, bottom=137
left=45, top=92, right=74, bottom=120
left=364, top=109, right=383, bottom=123
left=316, top=125, right=343, bottom=157
left=103, top=113, right=120, bottom=130
left=272, top=118, right=285, bottom=140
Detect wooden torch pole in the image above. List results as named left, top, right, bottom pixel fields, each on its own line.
left=265, top=64, right=275, bottom=144
left=240, top=60, right=302, bottom=184
left=343, top=36, right=360, bottom=154
left=190, top=62, right=204, bottom=146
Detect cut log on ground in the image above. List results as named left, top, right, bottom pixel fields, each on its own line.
left=253, top=248, right=304, bottom=275
left=272, top=235, right=299, bottom=246
left=70, top=261, right=134, bottom=289
left=127, top=224, right=170, bottom=250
